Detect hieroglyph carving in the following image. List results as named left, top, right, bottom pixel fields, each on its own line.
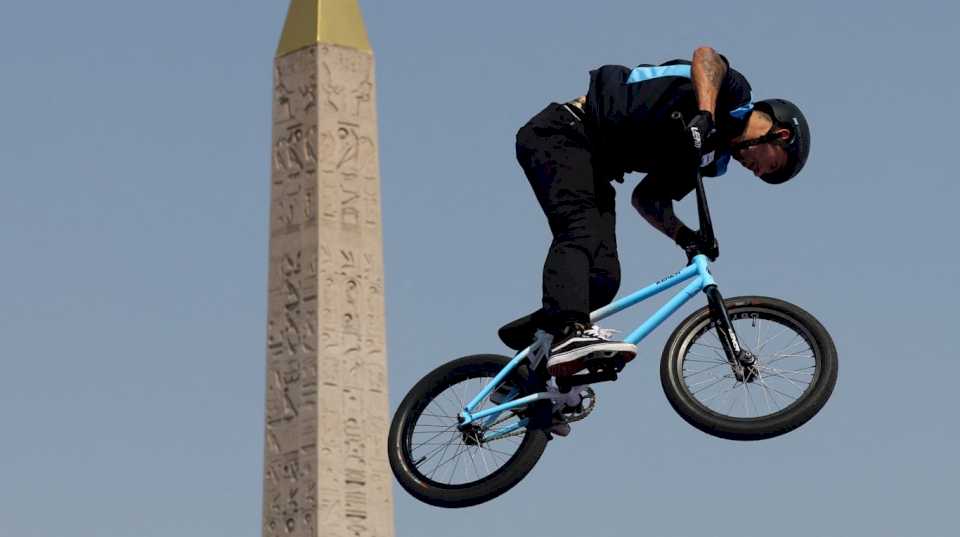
left=264, top=43, right=392, bottom=537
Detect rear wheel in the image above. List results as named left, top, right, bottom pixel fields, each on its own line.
left=661, top=296, right=838, bottom=440
left=387, top=354, right=551, bottom=508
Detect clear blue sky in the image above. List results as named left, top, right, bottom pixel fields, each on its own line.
left=1, top=1, right=957, bottom=536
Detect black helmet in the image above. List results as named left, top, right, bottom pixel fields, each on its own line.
left=751, top=99, right=810, bottom=184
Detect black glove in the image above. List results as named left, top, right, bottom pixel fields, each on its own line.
left=683, top=111, right=717, bottom=166
left=675, top=227, right=719, bottom=264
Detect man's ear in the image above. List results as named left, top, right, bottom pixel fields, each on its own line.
left=776, top=127, right=792, bottom=142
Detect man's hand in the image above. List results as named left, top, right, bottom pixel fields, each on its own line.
left=684, top=111, right=717, bottom=165
left=675, top=227, right=719, bottom=264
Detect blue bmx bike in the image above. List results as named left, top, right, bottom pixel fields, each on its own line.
left=388, top=143, right=838, bottom=508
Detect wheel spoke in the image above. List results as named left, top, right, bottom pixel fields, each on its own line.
left=762, top=334, right=807, bottom=360
left=407, top=372, right=529, bottom=487
left=445, top=389, right=463, bottom=417
left=755, top=370, right=774, bottom=414
left=755, top=317, right=762, bottom=355
left=761, top=381, right=802, bottom=402
left=419, top=412, right=458, bottom=419
left=681, top=311, right=821, bottom=421
left=475, top=439, right=493, bottom=475
left=425, top=441, right=463, bottom=473
left=429, top=397, right=457, bottom=424
left=691, top=374, right=734, bottom=395
left=410, top=424, right=458, bottom=448
left=755, top=325, right=790, bottom=354
left=445, top=443, right=466, bottom=483
left=762, top=352, right=814, bottom=368
left=419, top=436, right=460, bottom=475
left=464, top=442, right=482, bottom=480
left=698, top=378, right=740, bottom=406
left=460, top=378, right=470, bottom=411
left=759, top=369, right=811, bottom=392
left=684, top=356, right=729, bottom=364
left=725, top=383, right=740, bottom=415
left=692, top=341, right=725, bottom=352
left=766, top=353, right=815, bottom=360
left=694, top=340, right=730, bottom=363
left=481, top=446, right=518, bottom=458
left=743, top=381, right=757, bottom=417
left=762, top=364, right=815, bottom=375
left=684, top=361, right=732, bottom=379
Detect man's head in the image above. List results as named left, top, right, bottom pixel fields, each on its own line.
left=730, top=99, right=810, bottom=184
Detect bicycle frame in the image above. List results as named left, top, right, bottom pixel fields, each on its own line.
left=458, top=124, right=735, bottom=439
left=458, top=254, right=717, bottom=436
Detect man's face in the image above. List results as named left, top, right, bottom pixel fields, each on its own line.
left=733, top=142, right=788, bottom=178
left=732, top=127, right=791, bottom=178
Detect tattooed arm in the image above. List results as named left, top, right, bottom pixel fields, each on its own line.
left=631, top=179, right=694, bottom=242
left=691, top=46, right=727, bottom=115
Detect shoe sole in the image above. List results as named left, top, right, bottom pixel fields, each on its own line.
left=550, top=422, right=572, bottom=437
left=547, top=344, right=637, bottom=377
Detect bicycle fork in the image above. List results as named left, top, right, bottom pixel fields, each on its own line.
left=703, top=285, right=758, bottom=382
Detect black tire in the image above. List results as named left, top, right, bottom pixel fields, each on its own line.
left=661, top=296, right=838, bottom=441
left=388, top=354, right=551, bottom=508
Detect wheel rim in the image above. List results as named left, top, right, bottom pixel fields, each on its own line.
left=679, top=308, right=820, bottom=420
left=403, top=374, right=530, bottom=487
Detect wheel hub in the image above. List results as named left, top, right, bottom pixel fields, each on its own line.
left=460, top=424, right=484, bottom=446
left=733, top=351, right=760, bottom=383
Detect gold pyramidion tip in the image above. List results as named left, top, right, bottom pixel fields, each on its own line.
left=277, top=0, right=372, bottom=57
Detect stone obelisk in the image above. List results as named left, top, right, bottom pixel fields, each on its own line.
left=263, top=1, right=393, bottom=536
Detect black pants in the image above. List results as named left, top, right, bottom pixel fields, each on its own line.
left=514, top=103, right=621, bottom=333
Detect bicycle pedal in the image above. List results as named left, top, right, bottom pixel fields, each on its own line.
left=557, top=370, right=617, bottom=391
left=585, top=356, right=626, bottom=374
left=584, top=352, right=632, bottom=373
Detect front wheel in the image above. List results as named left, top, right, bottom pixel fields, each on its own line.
left=661, top=296, right=838, bottom=440
left=388, top=354, right=551, bottom=508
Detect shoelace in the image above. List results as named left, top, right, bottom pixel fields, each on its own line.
left=582, top=325, right=619, bottom=340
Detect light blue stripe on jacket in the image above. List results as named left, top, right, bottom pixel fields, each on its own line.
left=626, top=65, right=692, bottom=84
